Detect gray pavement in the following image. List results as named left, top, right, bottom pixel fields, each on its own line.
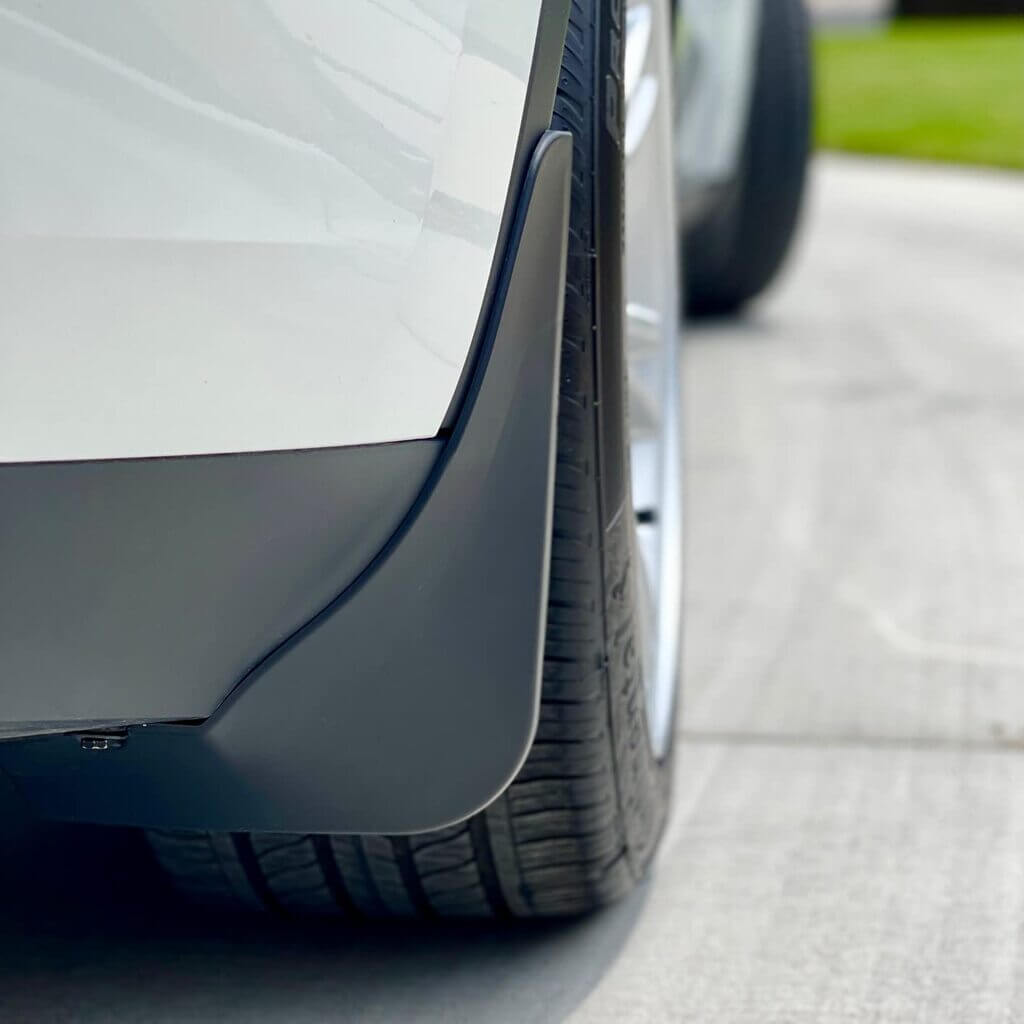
left=2, top=155, right=1024, bottom=1022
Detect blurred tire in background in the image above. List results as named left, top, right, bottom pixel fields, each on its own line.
left=684, top=0, right=812, bottom=316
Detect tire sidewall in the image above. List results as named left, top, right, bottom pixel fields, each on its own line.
left=592, top=0, right=676, bottom=877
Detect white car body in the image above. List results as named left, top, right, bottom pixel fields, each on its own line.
left=0, top=0, right=543, bottom=461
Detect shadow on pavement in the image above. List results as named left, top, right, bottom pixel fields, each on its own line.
left=0, top=780, right=648, bottom=1023
left=684, top=307, right=786, bottom=345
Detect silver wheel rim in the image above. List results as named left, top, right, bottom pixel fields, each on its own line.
left=624, top=0, right=682, bottom=760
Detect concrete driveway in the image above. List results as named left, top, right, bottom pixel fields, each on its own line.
left=1, top=155, right=1023, bottom=1022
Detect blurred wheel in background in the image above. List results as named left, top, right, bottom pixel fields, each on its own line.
left=684, top=0, right=812, bottom=316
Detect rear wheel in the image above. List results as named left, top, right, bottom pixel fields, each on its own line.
left=148, top=0, right=682, bottom=919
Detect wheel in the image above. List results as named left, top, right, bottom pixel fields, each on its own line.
left=684, top=0, right=811, bottom=317
left=147, top=0, right=683, bottom=920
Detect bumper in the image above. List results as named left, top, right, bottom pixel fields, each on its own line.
left=0, top=130, right=572, bottom=835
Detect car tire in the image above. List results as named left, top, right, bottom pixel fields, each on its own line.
left=684, top=0, right=811, bottom=317
left=147, top=0, right=677, bottom=920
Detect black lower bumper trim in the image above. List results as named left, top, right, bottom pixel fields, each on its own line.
left=0, top=442, right=438, bottom=732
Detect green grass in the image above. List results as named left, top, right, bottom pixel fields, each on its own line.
left=814, top=18, right=1024, bottom=170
